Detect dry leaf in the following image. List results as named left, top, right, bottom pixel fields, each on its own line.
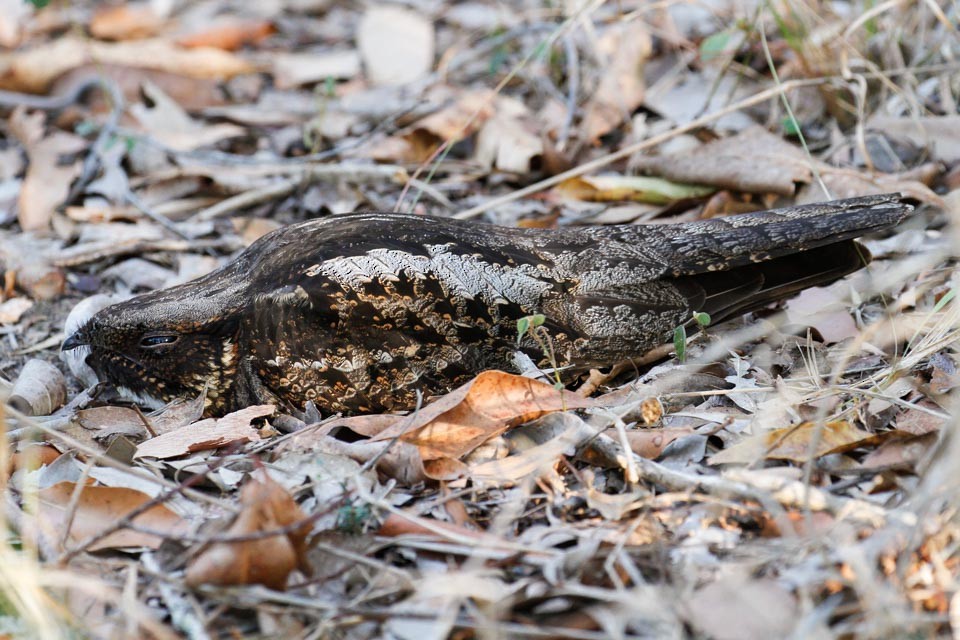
left=135, top=404, right=273, bottom=459
left=785, top=286, right=859, bottom=344
left=0, top=0, right=30, bottom=48
left=868, top=115, right=960, bottom=164
left=556, top=174, right=714, bottom=204
left=468, top=413, right=595, bottom=484
left=474, top=97, right=543, bottom=174
left=185, top=473, right=311, bottom=590
left=8, top=443, right=61, bottom=477
left=90, top=4, right=165, bottom=41
left=377, top=511, right=485, bottom=542
left=15, top=258, right=66, bottom=301
left=271, top=50, right=362, bottom=89
left=74, top=406, right=149, bottom=441
left=38, top=482, right=186, bottom=551
left=633, top=127, right=812, bottom=196
left=357, top=6, right=434, bottom=86
left=580, top=21, right=652, bottom=141
left=0, top=296, right=33, bottom=324
left=896, top=402, right=948, bottom=435
left=710, top=420, right=878, bottom=465
left=795, top=169, right=943, bottom=207
left=374, top=370, right=594, bottom=461
left=177, top=20, right=276, bottom=51
left=130, top=81, right=245, bottom=151
left=602, top=426, right=697, bottom=459
left=688, top=574, right=797, bottom=640
left=9, top=108, right=88, bottom=231
left=402, top=88, right=495, bottom=161
left=860, top=432, right=938, bottom=472
left=0, top=37, right=255, bottom=93
left=9, top=359, right=66, bottom=416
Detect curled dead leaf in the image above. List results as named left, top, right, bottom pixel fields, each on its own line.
left=185, top=473, right=312, bottom=590
left=375, top=370, right=594, bottom=462
left=9, top=359, right=66, bottom=416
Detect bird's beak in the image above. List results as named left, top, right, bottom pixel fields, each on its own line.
left=61, top=332, right=88, bottom=351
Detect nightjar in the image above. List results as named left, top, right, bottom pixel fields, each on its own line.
left=62, top=193, right=910, bottom=416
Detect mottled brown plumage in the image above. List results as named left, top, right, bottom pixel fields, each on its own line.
left=62, top=194, right=910, bottom=416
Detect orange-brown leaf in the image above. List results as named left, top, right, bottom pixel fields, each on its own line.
left=185, top=473, right=311, bottom=590
left=374, top=370, right=594, bottom=461
left=38, top=482, right=186, bottom=551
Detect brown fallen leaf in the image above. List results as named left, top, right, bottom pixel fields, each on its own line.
left=709, top=420, right=880, bottom=465
left=375, top=370, right=594, bottom=461
left=134, top=405, right=273, bottom=459
left=14, top=258, right=65, bottom=301
left=868, top=115, right=960, bottom=164
left=401, top=88, right=495, bottom=162
left=7, top=443, right=61, bottom=478
left=580, top=21, right=652, bottom=141
left=130, top=81, right=245, bottom=151
left=185, top=473, right=312, bottom=590
left=474, top=97, right=544, bottom=174
left=632, top=126, right=812, bottom=196
left=38, top=482, right=186, bottom=551
left=52, top=63, right=229, bottom=112
left=9, top=359, right=66, bottom=416
left=0, top=37, right=255, bottom=93
left=90, top=3, right=165, bottom=41
left=377, top=511, right=485, bottom=541
left=860, top=432, right=938, bottom=472
left=795, top=168, right=943, bottom=207
left=74, top=406, right=149, bottom=442
left=603, top=426, right=697, bottom=459
left=556, top=174, right=714, bottom=204
left=0, top=296, right=33, bottom=324
left=785, top=286, right=859, bottom=344
left=895, top=401, right=948, bottom=435
left=9, top=108, right=88, bottom=231
left=177, top=19, right=276, bottom=51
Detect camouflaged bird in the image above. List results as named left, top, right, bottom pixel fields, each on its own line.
left=62, top=193, right=910, bottom=416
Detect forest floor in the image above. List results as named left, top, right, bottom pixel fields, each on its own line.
left=1, top=0, right=959, bottom=638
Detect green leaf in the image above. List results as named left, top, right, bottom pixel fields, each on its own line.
left=674, top=325, right=687, bottom=363
left=781, top=116, right=801, bottom=136
left=693, top=311, right=711, bottom=328
left=933, top=288, right=956, bottom=313
left=529, top=313, right=546, bottom=328
left=516, top=317, right=530, bottom=344
left=700, top=31, right=731, bottom=61
left=74, top=120, right=96, bottom=137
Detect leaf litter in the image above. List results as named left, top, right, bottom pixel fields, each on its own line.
left=0, top=1, right=959, bottom=638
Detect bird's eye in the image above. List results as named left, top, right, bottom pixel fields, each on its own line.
left=139, top=334, right=179, bottom=348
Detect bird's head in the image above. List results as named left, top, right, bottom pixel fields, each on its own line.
left=62, top=282, right=244, bottom=412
